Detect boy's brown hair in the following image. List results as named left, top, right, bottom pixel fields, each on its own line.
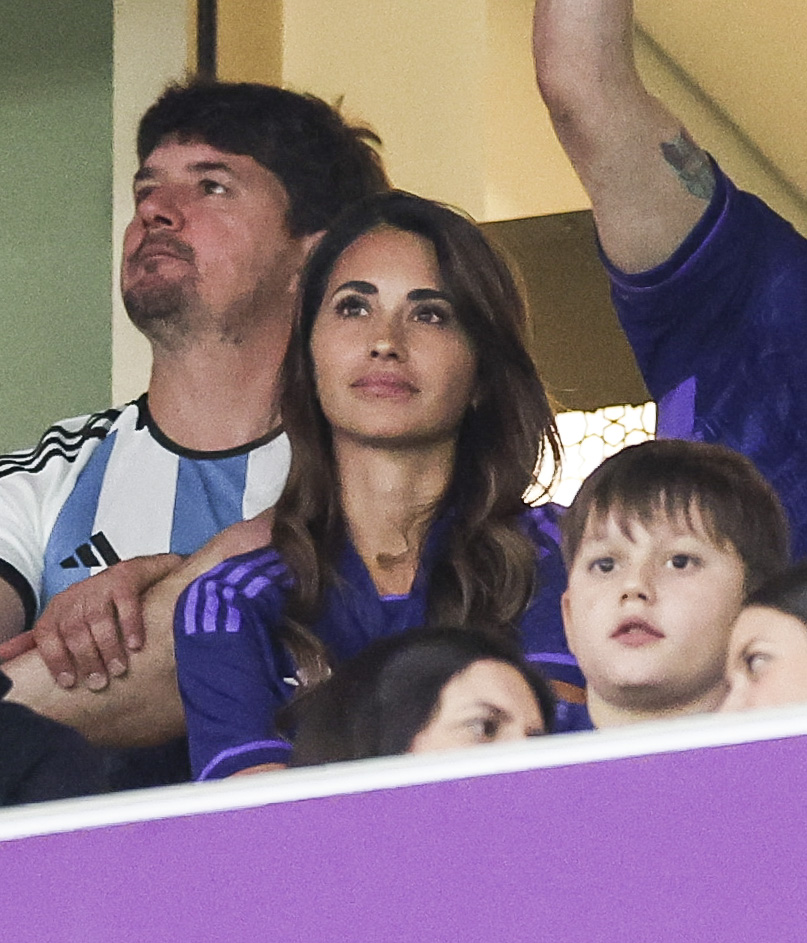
left=561, top=440, right=789, bottom=593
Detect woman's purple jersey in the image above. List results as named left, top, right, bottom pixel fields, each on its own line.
left=174, top=504, right=583, bottom=779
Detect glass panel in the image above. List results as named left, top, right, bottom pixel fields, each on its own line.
left=530, top=402, right=657, bottom=506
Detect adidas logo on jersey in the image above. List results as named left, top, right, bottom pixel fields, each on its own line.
left=60, top=532, right=121, bottom=570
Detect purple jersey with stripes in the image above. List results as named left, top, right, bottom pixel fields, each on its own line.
left=175, top=503, right=581, bottom=780
left=606, top=162, right=807, bottom=560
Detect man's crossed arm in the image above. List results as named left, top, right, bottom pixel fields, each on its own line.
left=0, top=513, right=274, bottom=747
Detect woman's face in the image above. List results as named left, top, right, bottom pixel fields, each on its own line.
left=408, top=659, right=545, bottom=753
left=309, top=227, right=478, bottom=449
left=721, top=606, right=807, bottom=712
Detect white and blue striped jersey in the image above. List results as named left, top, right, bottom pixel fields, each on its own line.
left=0, top=395, right=290, bottom=628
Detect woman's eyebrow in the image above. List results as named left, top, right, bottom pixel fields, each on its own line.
left=333, top=280, right=377, bottom=294
left=408, top=288, right=452, bottom=303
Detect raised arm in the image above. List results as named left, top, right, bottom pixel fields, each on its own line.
left=533, top=0, right=714, bottom=272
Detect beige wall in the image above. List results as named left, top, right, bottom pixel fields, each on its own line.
left=483, top=0, right=589, bottom=221
left=636, top=0, right=807, bottom=233
left=637, top=0, right=807, bottom=198
left=112, top=0, right=189, bottom=404
left=218, top=0, right=282, bottom=84
left=282, top=0, right=490, bottom=218
left=214, top=0, right=589, bottom=221
left=214, top=0, right=807, bottom=223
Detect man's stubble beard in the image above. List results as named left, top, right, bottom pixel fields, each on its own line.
left=123, top=273, right=198, bottom=351
left=123, top=252, right=286, bottom=353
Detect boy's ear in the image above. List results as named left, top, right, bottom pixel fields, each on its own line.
left=560, top=590, right=576, bottom=652
left=560, top=589, right=571, bottom=628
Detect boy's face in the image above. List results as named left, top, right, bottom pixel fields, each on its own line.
left=562, top=505, right=746, bottom=714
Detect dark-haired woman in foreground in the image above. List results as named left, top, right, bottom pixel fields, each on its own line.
left=174, top=191, right=583, bottom=780
left=280, top=627, right=555, bottom=765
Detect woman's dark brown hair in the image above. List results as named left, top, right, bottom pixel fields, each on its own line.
left=271, top=190, right=561, bottom=679
left=743, top=560, right=807, bottom=625
left=278, top=626, right=556, bottom=765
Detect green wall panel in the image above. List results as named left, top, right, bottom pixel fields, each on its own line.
left=0, top=1, right=113, bottom=451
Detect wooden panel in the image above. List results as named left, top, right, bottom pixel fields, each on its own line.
left=217, top=0, right=283, bottom=85
left=483, top=211, right=649, bottom=412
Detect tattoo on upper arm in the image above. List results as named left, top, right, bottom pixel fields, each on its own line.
left=660, top=129, right=715, bottom=201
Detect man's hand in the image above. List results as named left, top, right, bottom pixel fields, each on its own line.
left=3, top=510, right=275, bottom=747
left=31, top=554, right=181, bottom=691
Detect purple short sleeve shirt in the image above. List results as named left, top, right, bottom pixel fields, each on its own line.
left=605, top=163, right=807, bottom=559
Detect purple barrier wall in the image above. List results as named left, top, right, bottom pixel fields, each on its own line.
left=2, top=712, right=806, bottom=942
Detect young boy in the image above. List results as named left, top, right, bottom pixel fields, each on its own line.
left=559, top=440, right=789, bottom=729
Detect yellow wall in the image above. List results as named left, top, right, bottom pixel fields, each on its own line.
left=215, top=0, right=589, bottom=222
left=282, top=0, right=490, bottom=219
left=217, top=0, right=282, bottom=84
left=636, top=0, right=807, bottom=233
left=637, top=0, right=807, bottom=197
left=483, top=0, right=589, bottom=221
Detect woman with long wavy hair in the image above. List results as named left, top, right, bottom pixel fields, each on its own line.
left=174, top=191, right=583, bottom=780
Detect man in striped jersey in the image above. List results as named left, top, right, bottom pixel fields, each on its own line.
left=0, top=81, right=387, bottom=769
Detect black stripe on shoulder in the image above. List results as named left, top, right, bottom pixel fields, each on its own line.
left=0, top=560, right=37, bottom=631
left=0, top=407, right=124, bottom=480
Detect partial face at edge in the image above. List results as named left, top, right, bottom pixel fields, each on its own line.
left=309, top=227, right=478, bottom=449
left=408, top=659, right=545, bottom=754
left=721, top=606, right=807, bottom=712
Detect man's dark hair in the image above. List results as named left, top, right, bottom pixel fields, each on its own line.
left=561, top=439, right=789, bottom=594
left=137, top=79, right=389, bottom=236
